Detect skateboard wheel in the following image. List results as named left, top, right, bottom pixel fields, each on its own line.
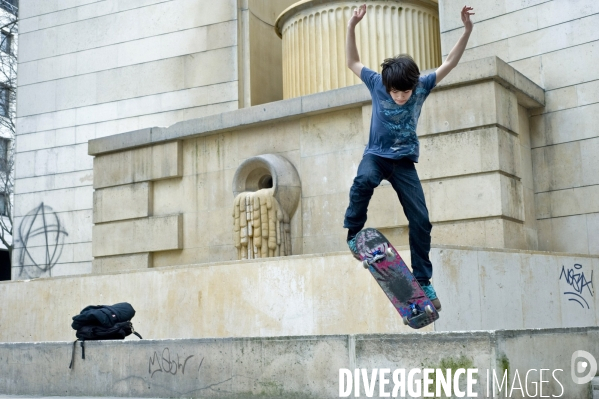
left=362, top=260, right=369, bottom=269
left=425, top=305, right=434, bottom=315
left=402, top=316, right=409, bottom=325
left=385, top=247, right=395, bottom=260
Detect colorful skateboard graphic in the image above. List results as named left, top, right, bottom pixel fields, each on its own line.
left=355, top=228, right=439, bottom=329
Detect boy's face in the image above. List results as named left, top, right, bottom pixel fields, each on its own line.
left=389, top=89, right=413, bottom=105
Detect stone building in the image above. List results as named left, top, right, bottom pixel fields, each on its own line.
left=0, top=0, right=599, bottom=356
left=1, top=1, right=598, bottom=397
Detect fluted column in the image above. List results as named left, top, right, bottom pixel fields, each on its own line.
left=275, top=0, right=441, bottom=99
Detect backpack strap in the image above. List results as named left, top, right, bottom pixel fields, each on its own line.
left=68, top=340, right=86, bottom=369
left=68, top=340, right=77, bottom=369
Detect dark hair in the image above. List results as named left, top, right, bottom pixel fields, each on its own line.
left=381, top=54, right=420, bottom=92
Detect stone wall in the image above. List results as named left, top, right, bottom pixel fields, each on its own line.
left=0, top=327, right=596, bottom=398
left=86, top=57, right=543, bottom=272
left=2, top=245, right=596, bottom=342
left=13, top=0, right=292, bottom=279
left=438, top=0, right=599, bottom=255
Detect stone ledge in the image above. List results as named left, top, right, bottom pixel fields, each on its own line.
left=0, top=328, right=595, bottom=398
left=88, top=57, right=545, bottom=156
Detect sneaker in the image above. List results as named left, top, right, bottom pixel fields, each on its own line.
left=422, top=283, right=442, bottom=311
left=347, top=236, right=361, bottom=261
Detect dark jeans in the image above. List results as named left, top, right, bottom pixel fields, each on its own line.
left=343, top=153, right=433, bottom=284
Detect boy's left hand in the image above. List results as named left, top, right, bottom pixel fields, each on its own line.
left=461, top=6, right=474, bottom=32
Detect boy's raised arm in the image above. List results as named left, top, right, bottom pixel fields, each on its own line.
left=346, top=4, right=366, bottom=78
left=435, top=6, right=475, bottom=84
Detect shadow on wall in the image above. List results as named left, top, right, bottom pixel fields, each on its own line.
left=15, top=203, right=68, bottom=279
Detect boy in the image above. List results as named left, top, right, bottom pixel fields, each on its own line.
left=344, top=4, right=475, bottom=311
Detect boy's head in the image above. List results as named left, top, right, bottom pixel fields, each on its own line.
left=381, top=54, right=420, bottom=105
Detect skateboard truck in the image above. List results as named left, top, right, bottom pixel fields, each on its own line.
left=403, top=303, right=435, bottom=325
left=362, top=247, right=396, bottom=269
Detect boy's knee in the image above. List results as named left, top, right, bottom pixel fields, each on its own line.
left=353, top=172, right=380, bottom=191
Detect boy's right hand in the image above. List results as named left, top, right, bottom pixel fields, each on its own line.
left=348, top=4, right=366, bottom=28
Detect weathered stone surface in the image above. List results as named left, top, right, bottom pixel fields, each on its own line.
left=0, top=327, right=596, bottom=398
left=92, top=253, right=152, bottom=273
left=2, top=247, right=598, bottom=343
left=93, top=182, right=152, bottom=224
left=93, top=141, right=182, bottom=189
left=92, top=214, right=182, bottom=257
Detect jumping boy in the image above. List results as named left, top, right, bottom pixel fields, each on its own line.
left=344, top=4, right=475, bottom=311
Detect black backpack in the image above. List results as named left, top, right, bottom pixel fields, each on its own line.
left=69, top=302, right=142, bottom=369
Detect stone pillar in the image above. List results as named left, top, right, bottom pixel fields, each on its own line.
left=275, top=0, right=441, bottom=99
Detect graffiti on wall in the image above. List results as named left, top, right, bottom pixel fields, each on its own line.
left=149, top=347, right=202, bottom=378
left=17, top=203, right=69, bottom=278
left=559, top=263, right=594, bottom=309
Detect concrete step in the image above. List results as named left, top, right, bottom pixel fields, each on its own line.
left=1, top=327, right=597, bottom=398
left=1, top=246, right=598, bottom=344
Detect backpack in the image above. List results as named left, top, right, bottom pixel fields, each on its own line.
left=69, top=302, right=142, bottom=369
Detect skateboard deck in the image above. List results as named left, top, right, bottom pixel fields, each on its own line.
left=355, top=228, right=439, bottom=329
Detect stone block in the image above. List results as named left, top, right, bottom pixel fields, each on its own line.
left=302, top=233, right=345, bottom=255
left=521, top=253, right=562, bottom=328
left=14, top=185, right=92, bottom=217
left=183, top=47, right=238, bottom=89
left=76, top=43, right=119, bottom=76
left=367, top=185, right=409, bottom=229
left=301, top=192, right=348, bottom=240
left=152, top=246, right=209, bottom=268
left=537, top=0, right=599, bottom=29
left=419, top=81, right=518, bottom=136
left=419, top=127, right=520, bottom=180
left=544, top=186, right=599, bottom=219
left=538, top=103, right=599, bottom=147
left=431, top=218, right=526, bottom=249
left=235, top=120, right=300, bottom=164
left=152, top=176, right=197, bottom=215
left=92, top=214, right=182, bottom=257
left=97, top=57, right=185, bottom=104
left=92, top=253, right=152, bottom=273
left=75, top=101, right=119, bottom=127
left=538, top=214, right=590, bottom=255
left=581, top=136, right=599, bottom=187
left=55, top=73, right=98, bottom=111
left=428, top=173, right=523, bottom=222
left=537, top=141, right=585, bottom=192
left=589, top=213, right=599, bottom=256
left=93, top=182, right=152, bottom=224
left=430, top=247, right=483, bottom=330
left=541, top=40, right=599, bottom=91
left=50, top=261, right=93, bottom=277
left=478, top=250, right=526, bottom=328
left=299, top=107, right=372, bottom=158
left=16, top=131, right=56, bottom=153
left=300, top=147, right=361, bottom=198
left=577, top=79, right=599, bottom=106
left=17, top=80, right=57, bottom=117
left=15, top=151, right=37, bottom=179
left=558, top=255, right=597, bottom=327
left=93, top=141, right=182, bottom=189
left=510, top=56, right=543, bottom=89
left=460, top=39, right=511, bottom=65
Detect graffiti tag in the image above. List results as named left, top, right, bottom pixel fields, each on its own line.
left=559, top=264, right=594, bottom=309
left=148, top=348, right=202, bottom=378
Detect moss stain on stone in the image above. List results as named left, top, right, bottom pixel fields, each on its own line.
left=499, top=353, right=510, bottom=390
left=425, top=355, right=475, bottom=399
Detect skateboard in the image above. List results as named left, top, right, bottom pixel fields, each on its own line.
left=355, top=228, right=439, bottom=329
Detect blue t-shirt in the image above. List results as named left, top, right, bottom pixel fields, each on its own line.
left=361, top=67, right=436, bottom=162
